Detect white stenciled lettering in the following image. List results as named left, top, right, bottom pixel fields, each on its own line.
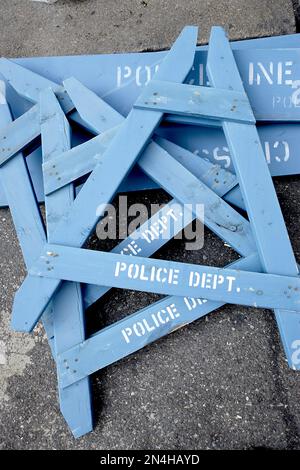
left=122, top=327, right=132, bottom=343
left=134, top=322, right=145, bottom=337
left=249, top=61, right=293, bottom=86
left=117, top=64, right=159, bottom=87
left=200, top=140, right=290, bottom=169
left=117, top=63, right=210, bottom=88
left=141, top=210, right=180, bottom=244
left=120, top=240, right=142, bottom=256
left=136, top=65, right=152, bottom=86
left=184, top=297, right=208, bottom=311
left=265, top=140, right=290, bottom=164
left=212, top=146, right=231, bottom=168
left=114, top=261, right=180, bottom=285
left=117, top=65, right=132, bottom=87
left=121, top=303, right=181, bottom=343
left=188, top=271, right=236, bottom=292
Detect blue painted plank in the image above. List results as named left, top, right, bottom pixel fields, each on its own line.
left=6, top=46, right=300, bottom=121
left=0, top=44, right=299, bottom=211
left=0, top=58, right=94, bottom=133
left=11, top=26, right=198, bottom=332
left=0, top=104, right=40, bottom=165
left=0, top=54, right=298, bottom=205
left=207, top=27, right=300, bottom=369
left=29, top=243, right=300, bottom=311
left=40, top=88, right=93, bottom=438
left=1, top=47, right=300, bottom=172
left=157, top=121, right=300, bottom=178
left=63, top=77, right=124, bottom=134
left=57, top=253, right=264, bottom=388
left=134, top=80, right=255, bottom=124
left=23, top=132, right=159, bottom=204
left=0, top=78, right=55, bottom=352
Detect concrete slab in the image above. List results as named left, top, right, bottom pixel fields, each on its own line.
left=0, top=0, right=300, bottom=450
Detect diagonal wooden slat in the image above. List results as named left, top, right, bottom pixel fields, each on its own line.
left=0, top=77, right=56, bottom=352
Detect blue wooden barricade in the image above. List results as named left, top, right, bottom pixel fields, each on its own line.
left=0, top=26, right=299, bottom=438
left=11, top=26, right=300, bottom=357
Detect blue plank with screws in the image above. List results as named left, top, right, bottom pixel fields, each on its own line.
left=40, top=88, right=93, bottom=438
left=207, top=26, right=300, bottom=369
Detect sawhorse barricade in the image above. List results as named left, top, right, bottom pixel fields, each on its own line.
left=0, top=26, right=299, bottom=438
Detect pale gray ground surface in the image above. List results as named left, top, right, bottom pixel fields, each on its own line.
left=0, top=0, right=300, bottom=450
